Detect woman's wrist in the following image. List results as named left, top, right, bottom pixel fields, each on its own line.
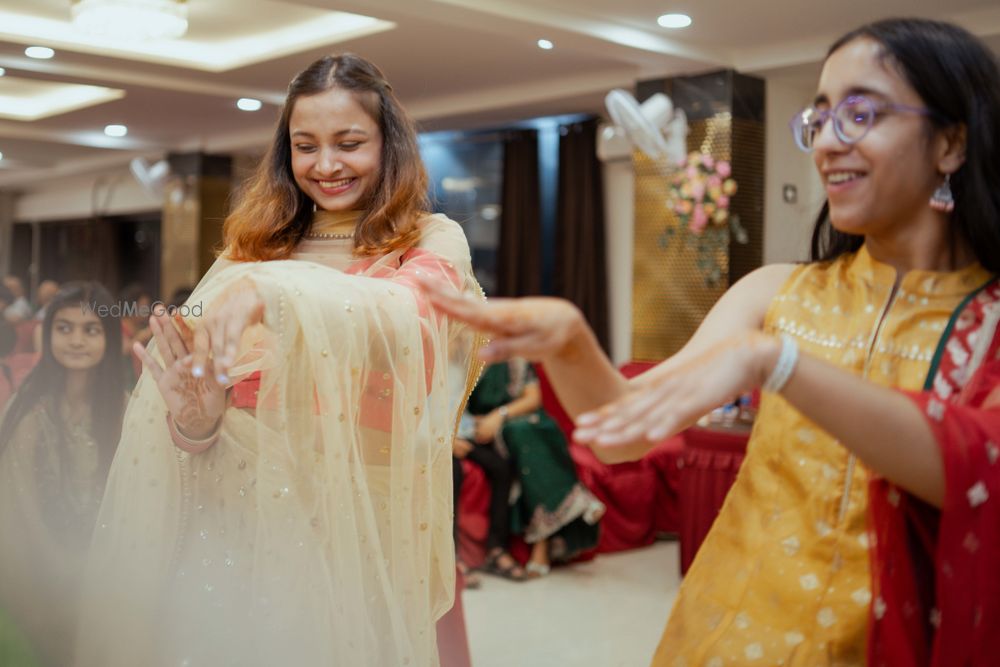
left=551, top=304, right=590, bottom=363
left=176, top=416, right=221, bottom=441
left=167, top=413, right=222, bottom=453
left=756, top=334, right=798, bottom=393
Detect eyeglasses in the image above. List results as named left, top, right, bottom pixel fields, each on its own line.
left=789, top=95, right=933, bottom=152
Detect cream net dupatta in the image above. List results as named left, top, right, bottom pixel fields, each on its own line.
left=75, top=216, right=482, bottom=666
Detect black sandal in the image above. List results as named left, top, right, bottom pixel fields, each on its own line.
left=457, top=559, right=482, bottom=589
left=484, top=549, right=528, bottom=582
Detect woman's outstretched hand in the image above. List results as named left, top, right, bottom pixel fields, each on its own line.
left=134, top=310, right=228, bottom=440
left=416, top=275, right=583, bottom=363
left=190, top=277, right=264, bottom=383
left=572, top=335, right=777, bottom=461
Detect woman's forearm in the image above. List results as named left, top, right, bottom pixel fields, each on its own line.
left=775, top=342, right=944, bottom=506
left=542, top=319, right=629, bottom=419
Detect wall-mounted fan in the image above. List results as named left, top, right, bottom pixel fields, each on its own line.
left=598, top=90, right=687, bottom=164
left=129, top=157, right=172, bottom=197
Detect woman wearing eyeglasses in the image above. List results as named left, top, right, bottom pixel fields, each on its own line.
left=419, top=18, right=1000, bottom=666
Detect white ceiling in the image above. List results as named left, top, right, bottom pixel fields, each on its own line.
left=0, top=0, right=997, bottom=188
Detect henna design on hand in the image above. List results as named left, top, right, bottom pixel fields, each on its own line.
left=174, top=374, right=220, bottom=439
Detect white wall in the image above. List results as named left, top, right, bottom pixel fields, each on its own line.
left=14, top=165, right=161, bottom=222
left=602, top=158, right=634, bottom=366
left=763, top=79, right=825, bottom=265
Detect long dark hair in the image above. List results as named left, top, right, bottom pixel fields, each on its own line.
left=0, top=282, right=126, bottom=479
left=811, top=18, right=1000, bottom=272
left=224, top=53, right=428, bottom=261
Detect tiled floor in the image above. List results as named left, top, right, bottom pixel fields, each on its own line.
left=462, top=540, right=681, bottom=667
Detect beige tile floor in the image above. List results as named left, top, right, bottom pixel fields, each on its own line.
left=462, top=540, right=681, bottom=667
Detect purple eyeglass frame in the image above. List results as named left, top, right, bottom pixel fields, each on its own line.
left=789, top=94, right=933, bottom=152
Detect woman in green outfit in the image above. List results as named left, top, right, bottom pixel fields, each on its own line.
left=464, top=359, right=605, bottom=576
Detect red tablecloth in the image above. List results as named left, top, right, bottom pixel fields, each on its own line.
left=679, top=425, right=750, bottom=574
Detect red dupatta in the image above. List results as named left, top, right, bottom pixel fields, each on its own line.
left=868, top=277, right=1000, bottom=666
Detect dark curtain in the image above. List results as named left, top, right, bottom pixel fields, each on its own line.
left=554, top=117, right=609, bottom=352
left=40, top=219, right=121, bottom=293
left=495, top=129, right=542, bottom=297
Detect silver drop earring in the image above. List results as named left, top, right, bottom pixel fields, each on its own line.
left=929, top=173, right=955, bottom=213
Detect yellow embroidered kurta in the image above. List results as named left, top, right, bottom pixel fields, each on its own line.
left=653, top=246, right=991, bottom=666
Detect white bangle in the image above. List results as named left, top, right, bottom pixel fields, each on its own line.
left=762, top=335, right=799, bottom=393
left=167, top=414, right=222, bottom=454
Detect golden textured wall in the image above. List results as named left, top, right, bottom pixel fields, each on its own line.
left=631, top=114, right=732, bottom=360
left=729, top=117, right=766, bottom=285
left=160, top=164, right=229, bottom=300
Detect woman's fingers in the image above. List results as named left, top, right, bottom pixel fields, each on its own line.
left=575, top=377, right=683, bottom=446
left=646, top=410, right=683, bottom=442
left=133, top=341, right=164, bottom=383
left=148, top=317, right=177, bottom=367
left=418, top=276, right=511, bottom=333
left=191, top=325, right=211, bottom=378
left=189, top=284, right=261, bottom=382
left=217, top=306, right=249, bottom=381
left=479, top=331, right=543, bottom=362
left=173, top=313, right=195, bottom=350
left=156, top=313, right=190, bottom=362
left=209, top=313, right=232, bottom=381
left=217, top=284, right=264, bottom=380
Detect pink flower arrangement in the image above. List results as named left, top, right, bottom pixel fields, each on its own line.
left=669, top=151, right=738, bottom=235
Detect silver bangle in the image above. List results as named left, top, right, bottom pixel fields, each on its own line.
left=762, top=335, right=799, bottom=393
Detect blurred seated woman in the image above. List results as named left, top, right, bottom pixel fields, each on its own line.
left=464, top=359, right=604, bottom=577
left=0, top=282, right=126, bottom=665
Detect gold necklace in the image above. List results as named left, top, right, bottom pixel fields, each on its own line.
left=305, top=230, right=354, bottom=240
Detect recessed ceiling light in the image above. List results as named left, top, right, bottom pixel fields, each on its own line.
left=537, top=39, right=554, bottom=50
left=104, top=124, right=128, bottom=137
left=236, top=97, right=262, bottom=111
left=657, top=13, right=692, bottom=29
left=25, top=46, right=55, bottom=59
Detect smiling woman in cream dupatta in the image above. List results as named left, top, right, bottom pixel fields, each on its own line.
left=74, top=54, right=482, bottom=667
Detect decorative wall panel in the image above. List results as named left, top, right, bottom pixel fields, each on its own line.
left=631, top=71, right=764, bottom=361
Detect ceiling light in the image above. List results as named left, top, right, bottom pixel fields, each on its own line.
left=0, top=77, right=125, bottom=121
left=537, top=39, right=554, bottom=50
left=236, top=97, right=262, bottom=111
left=104, top=124, right=128, bottom=137
left=657, top=13, right=692, bottom=29
left=71, top=0, right=189, bottom=41
left=25, top=46, right=55, bottom=59
left=0, top=6, right=392, bottom=73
